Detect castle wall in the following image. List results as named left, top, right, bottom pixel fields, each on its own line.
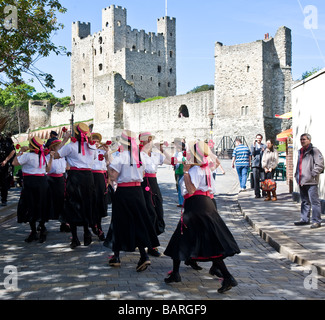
left=28, top=100, right=52, bottom=130
left=124, top=90, right=214, bottom=143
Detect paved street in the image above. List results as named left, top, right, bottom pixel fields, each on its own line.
left=0, top=160, right=325, bottom=300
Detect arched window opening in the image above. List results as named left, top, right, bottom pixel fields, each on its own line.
left=178, top=105, right=189, bottom=118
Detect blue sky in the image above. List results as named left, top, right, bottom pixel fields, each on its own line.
left=30, top=0, right=325, bottom=97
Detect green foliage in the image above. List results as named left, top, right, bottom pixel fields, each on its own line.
left=302, top=67, right=321, bottom=80
left=140, top=96, right=165, bottom=103
left=187, top=84, right=214, bottom=94
left=0, top=0, right=70, bottom=91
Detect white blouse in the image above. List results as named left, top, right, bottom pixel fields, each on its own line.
left=109, top=151, right=144, bottom=183
left=18, top=152, right=47, bottom=175
left=45, top=154, right=66, bottom=175
left=141, top=151, right=165, bottom=174
left=180, top=165, right=213, bottom=197
left=58, top=141, right=96, bottom=169
left=92, top=149, right=107, bottom=171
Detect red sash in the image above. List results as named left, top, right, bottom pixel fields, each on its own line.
left=118, top=182, right=141, bottom=187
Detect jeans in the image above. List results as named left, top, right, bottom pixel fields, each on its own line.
left=236, top=166, right=249, bottom=189
left=299, top=185, right=322, bottom=224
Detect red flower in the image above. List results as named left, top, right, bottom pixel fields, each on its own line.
left=106, top=140, right=112, bottom=146
left=15, top=144, right=21, bottom=150
left=62, top=127, right=68, bottom=132
left=118, top=146, right=124, bottom=153
left=71, top=137, right=77, bottom=143
left=183, top=151, right=186, bottom=157
left=89, top=140, right=96, bottom=145
left=98, top=154, right=104, bottom=161
left=44, top=148, right=50, bottom=156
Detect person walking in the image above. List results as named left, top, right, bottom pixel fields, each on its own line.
left=232, top=138, right=251, bottom=192
left=104, top=129, right=160, bottom=272
left=173, top=138, right=186, bottom=207
left=294, top=133, right=324, bottom=229
left=13, top=136, right=53, bottom=243
left=139, top=132, right=166, bottom=257
left=251, top=134, right=266, bottom=198
left=261, top=139, right=279, bottom=201
left=54, top=123, right=96, bottom=248
left=164, top=141, right=241, bottom=293
left=90, top=132, right=110, bottom=241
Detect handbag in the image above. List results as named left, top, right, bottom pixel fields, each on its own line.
left=261, top=179, right=276, bottom=191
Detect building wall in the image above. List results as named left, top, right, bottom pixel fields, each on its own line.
left=292, top=68, right=325, bottom=200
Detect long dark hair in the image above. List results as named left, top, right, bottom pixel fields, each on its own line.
left=267, top=139, right=275, bottom=152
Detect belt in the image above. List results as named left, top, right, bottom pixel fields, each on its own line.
left=47, top=173, right=64, bottom=178
left=23, top=173, right=45, bottom=177
left=184, top=190, right=214, bottom=200
left=144, top=173, right=156, bottom=178
left=118, top=182, right=141, bottom=187
left=92, top=170, right=107, bottom=174
left=70, top=167, right=91, bottom=171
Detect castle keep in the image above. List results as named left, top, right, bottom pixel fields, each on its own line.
left=29, top=5, right=292, bottom=147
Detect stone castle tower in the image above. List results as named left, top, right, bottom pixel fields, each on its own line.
left=70, top=5, right=176, bottom=137
left=214, top=26, right=292, bottom=143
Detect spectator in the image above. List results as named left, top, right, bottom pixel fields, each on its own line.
left=261, top=139, right=279, bottom=201
left=232, top=138, right=251, bottom=192
left=251, top=134, right=266, bottom=198
left=294, top=133, right=324, bottom=229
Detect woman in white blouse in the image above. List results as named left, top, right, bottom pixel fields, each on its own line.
left=164, top=141, right=240, bottom=293
left=13, top=136, right=54, bottom=243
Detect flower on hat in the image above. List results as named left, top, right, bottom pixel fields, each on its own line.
left=106, top=140, right=112, bottom=146
left=62, top=127, right=68, bottom=133
left=71, top=137, right=77, bottom=143
left=15, top=144, right=21, bottom=150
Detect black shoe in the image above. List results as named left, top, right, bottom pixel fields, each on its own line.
left=164, top=271, right=181, bottom=283
left=209, top=266, right=223, bottom=278
left=84, top=232, right=92, bottom=246
left=91, top=226, right=99, bottom=236
left=218, top=276, right=238, bottom=293
left=185, top=259, right=202, bottom=270
left=255, top=195, right=261, bottom=198
left=136, top=257, right=151, bottom=272
left=70, top=238, right=81, bottom=249
left=60, top=223, right=71, bottom=232
left=310, top=222, right=321, bottom=229
left=148, top=248, right=161, bottom=257
left=39, top=231, right=47, bottom=243
left=108, top=255, right=121, bottom=267
left=1, top=202, right=7, bottom=206
left=98, top=229, right=105, bottom=241
left=25, top=232, right=38, bottom=243
left=294, top=220, right=310, bottom=226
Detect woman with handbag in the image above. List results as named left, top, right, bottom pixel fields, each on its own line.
left=261, top=139, right=279, bottom=201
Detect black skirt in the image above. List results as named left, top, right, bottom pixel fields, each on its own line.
left=104, top=186, right=160, bottom=252
left=141, top=176, right=165, bottom=235
left=164, top=195, right=241, bottom=261
left=17, top=175, right=49, bottom=223
left=64, top=170, right=95, bottom=226
left=92, top=172, right=109, bottom=225
left=47, top=175, right=65, bottom=221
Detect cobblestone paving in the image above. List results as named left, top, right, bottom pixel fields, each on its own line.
left=0, top=161, right=324, bottom=300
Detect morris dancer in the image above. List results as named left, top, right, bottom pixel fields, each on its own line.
left=104, top=129, right=159, bottom=272
left=55, top=123, right=96, bottom=249
left=164, top=140, right=241, bottom=293
left=13, top=136, right=53, bottom=243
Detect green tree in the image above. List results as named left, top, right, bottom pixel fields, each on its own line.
left=0, top=83, right=35, bottom=134
left=187, top=84, right=214, bottom=94
left=0, top=0, right=70, bottom=91
left=302, top=67, right=321, bottom=80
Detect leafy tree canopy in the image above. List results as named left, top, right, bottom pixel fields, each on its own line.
left=0, top=0, right=70, bottom=91
left=302, top=67, right=321, bottom=80
left=187, top=84, right=214, bottom=94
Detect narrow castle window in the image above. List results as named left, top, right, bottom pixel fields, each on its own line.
left=247, top=65, right=250, bottom=72
left=158, top=65, right=161, bottom=73
left=99, top=64, right=103, bottom=71
left=158, top=82, right=161, bottom=87
left=241, top=106, right=245, bottom=116
left=106, top=22, right=109, bottom=27
left=179, top=105, right=189, bottom=118
left=170, top=51, right=173, bottom=58
left=99, top=37, right=103, bottom=44
left=83, top=68, right=85, bottom=74
left=83, top=95, right=86, bottom=101
left=83, top=83, right=86, bottom=88
left=245, top=106, right=249, bottom=115
left=100, top=47, right=103, bottom=54
left=168, top=82, right=171, bottom=87
left=169, top=68, right=173, bottom=74
left=158, top=51, right=161, bottom=56
left=132, top=45, right=136, bottom=50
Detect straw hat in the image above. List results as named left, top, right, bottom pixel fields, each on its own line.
left=48, top=139, right=62, bottom=149
left=29, top=136, right=44, bottom=150
left=73, top=123, right=91, bottom=137
left=120, top=129, right=138, bottom=146
left=91, top=132, right=102, bottom=143
left=187, top=140, right=210, bottom=165
left=139, top=131, right=155, bottom=142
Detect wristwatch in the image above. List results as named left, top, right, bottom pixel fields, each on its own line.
left=184, top=171, right=189, bottom=174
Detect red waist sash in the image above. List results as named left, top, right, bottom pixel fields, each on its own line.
left=47, top=173, right=64, bottom=178
left=92, top=170, right=107, bottom=174
left=70, top=167, right=91, bottom=171
left=118, top=182, right=141, bottom=187
left=184, top=190, right=214, bottom=200
left=23, top=173, right=45, bottom=177
left=145, top=173, right=156, bottom=178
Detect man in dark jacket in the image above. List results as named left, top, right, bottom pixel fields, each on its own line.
left=251, top=134, right=267, bottom=198
left=294, top=133, right=324, bottom=229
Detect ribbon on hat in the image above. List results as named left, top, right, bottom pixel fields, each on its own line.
left=195, top=142, right=211, bottom=188
left=76, top=124, right=89, bottom=156
left=122, top=132, right=140, bottom=168
left=32, top=138, right=46, bottom=168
